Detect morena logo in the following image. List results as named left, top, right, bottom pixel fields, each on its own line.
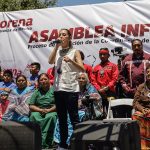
left=0, top=18, right=33, bottom=29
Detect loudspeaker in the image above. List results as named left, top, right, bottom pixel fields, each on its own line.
left=0, top=121, right=42, bottom=150
left=71, top=120, right=141, bottom=150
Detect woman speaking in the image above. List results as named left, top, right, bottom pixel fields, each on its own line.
left=48, top=28, right=84, bottom=149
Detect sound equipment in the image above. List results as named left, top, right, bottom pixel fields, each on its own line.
left=71, top=120, right=141, bottom=150
left=0, top=121, right=42, bottom=150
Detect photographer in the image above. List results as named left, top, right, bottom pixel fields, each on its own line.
left=78, top=72, right=103, bottom=120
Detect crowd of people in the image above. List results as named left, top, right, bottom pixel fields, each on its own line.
left=0, top=29, right=150, bottom=150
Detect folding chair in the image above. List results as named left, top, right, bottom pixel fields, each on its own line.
left=104, top=98, right=134, bottom=122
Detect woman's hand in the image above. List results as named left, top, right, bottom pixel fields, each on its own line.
left=40, top=106, right=56, bottom=114
left=122, top=84, right=131, bottom=93
left=40, top=108, right=47, bottom=114
left=63, top=56, right=71, bottom=62
left=63, top=50, right=85, bottom=71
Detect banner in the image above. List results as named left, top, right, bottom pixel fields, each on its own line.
left=0, top=0, right=150, bottom=77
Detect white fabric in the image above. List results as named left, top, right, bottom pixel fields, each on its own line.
left=0, top=1, right=150, bottom=77
left=54, top=48, right=80, bottom=92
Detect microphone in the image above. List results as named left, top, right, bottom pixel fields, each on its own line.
left=52, top=39, right=62, bottom=44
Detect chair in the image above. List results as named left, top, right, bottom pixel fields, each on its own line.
left=104, top=98, right=134, bottom=121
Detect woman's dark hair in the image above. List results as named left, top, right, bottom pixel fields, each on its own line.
left=16, top=74, right=27, bottom=83
left=37, top=73, right=49, bottom=83
left=79, top=50, right=85, bottom=60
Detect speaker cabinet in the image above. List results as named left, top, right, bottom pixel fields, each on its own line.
left=71, top=120, right=141, bottom=150
left=0, top=121, right=42, bottom=150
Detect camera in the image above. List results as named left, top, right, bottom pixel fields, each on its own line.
left=111, top=47, right=123, bottom=56
left=81, top=95, right=94, bottom=107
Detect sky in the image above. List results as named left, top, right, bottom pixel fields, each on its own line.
left=56, top=0, right=141, bottom=7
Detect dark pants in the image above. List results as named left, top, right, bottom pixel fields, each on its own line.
left=54, top=91, right=79, bottom=148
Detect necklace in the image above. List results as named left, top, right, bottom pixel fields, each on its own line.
left=60, top=48, right=70, bottom=56
left=61, top=47, right=70, bottom=52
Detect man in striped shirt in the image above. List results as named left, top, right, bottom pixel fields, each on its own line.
left=119, top=39, right=150, bottom=98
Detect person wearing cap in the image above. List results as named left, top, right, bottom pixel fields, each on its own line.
left=91, top=48, right=119, bottom=115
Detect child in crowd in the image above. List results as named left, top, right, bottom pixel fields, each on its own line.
left=27, top=62, right=40, bottom=89
left=0, top=70, right=16, bottom=94
left=0, top=91, right=9, bottom=122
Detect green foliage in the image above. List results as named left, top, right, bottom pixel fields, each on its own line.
left=0, top=0, right=57, bottom=12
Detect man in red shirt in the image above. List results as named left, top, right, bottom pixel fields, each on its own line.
left=92, top=48, right=119, bottom=113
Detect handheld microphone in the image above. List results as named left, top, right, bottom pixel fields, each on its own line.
left=52, top=39, right=62, bottom=44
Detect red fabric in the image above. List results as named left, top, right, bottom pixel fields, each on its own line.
left=132, top=111, right=150, bottom=149
left=84, top=64, right=93, bottom=83
left=0, top=99, right=9, bottom=114
left=47, top=67, right=55, bottom=85
left=0, top=99, right=9, bottom=122
left=99, top=49, right=109, bottom=54
left=119, top=52, right=150, bottom=97
left=91, top=61, right=119, bottom=92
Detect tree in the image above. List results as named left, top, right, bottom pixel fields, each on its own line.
left=0, top=0, right=57, bottom=12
